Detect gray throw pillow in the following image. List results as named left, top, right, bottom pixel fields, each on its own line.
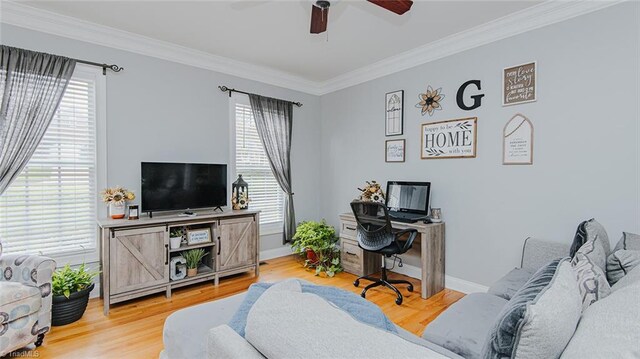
left=606, top=250, right=640, bottom=285
left=571, top=251, right=611, bottom=311
left=570, top=219, right=611, bottom=257
left=613, top=232, right=640, bottom=252
left=483, top=258, right=582, bottom=359
left=572, top=236, right=608, bottom=275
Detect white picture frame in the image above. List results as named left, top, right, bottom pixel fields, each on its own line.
left=503, top=113, right=534, bottom=165
left=385, top=139, right=405, bottom=163
left=385, top=90, right=404, bottom=136
left=421, top=117, right=477, bottom=159
left=502, top=61, right=537, bottom=106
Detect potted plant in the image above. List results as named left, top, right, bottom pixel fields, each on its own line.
left=170, top=228, right=184, bottom=249
left=291, top=220, right=342, bottom=277
left=183, top=248, right=207, bottom=277
left=51, top=263, right=100, bottom=326
left=101, top=186, right=135, bottom=219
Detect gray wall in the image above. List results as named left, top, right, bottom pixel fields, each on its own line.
left=319, top=3, right=640, bottom=286
left=0, top=23, right=322, bottom=252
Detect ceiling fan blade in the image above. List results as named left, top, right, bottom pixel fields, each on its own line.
left=310, top=4, right=329, bottom=34
left=367, top=0, right=413, bottom=15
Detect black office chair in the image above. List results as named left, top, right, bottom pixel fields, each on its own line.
left=350, top=201, right=417, bottom=305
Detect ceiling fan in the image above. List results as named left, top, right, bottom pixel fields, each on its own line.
left=310, top=0, right=414, bottom=34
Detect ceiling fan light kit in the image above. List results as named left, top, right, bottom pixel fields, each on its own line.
left=310, top=0, right=414, bottom=34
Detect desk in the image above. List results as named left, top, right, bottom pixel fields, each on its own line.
left=339, top=213, right=445, bottom=299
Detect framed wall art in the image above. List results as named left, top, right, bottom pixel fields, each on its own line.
left=385, top=139, right=405, bottom=162
left=385, top=90, right=404, bottom=136
left=503, top=61, right=536, bottom=106
left=421, top=117, right=477, bottom=159
left=503, top=113, right=533, bottom=165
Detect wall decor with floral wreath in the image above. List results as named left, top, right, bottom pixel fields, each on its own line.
left=416, top=86, right=445, bottom=116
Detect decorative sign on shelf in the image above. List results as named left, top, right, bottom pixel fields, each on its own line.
left=385, top=139, right=405, bottom=162
left=503, top=62, right=536, bottom=106
left=416, top=85, right=445, bottom=116
left=503, top=113, right=533, bottom=165
left=385, top=90, right=404, bottom=136
left=421, top=117, right=477, bottom=159
left=187, top=228, right=212, bottom=245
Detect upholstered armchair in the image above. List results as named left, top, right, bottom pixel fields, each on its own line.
left=0, top=240, right=56, bottom=357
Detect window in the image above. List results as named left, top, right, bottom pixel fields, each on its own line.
left=0, top=65, right=103, bottom=261
left=234, top=99, right=285, bottom=226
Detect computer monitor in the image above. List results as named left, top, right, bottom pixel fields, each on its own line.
left=385, top=181, right=431, bottom=215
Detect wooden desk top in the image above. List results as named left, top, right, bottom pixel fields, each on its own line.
left=98, top=209, right=261, bottom=229
left=339, top=212, right=444, bottom=233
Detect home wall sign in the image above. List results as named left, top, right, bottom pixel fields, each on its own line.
left=503, top=113, right=533, bottom=165
left=416, top=86, right=445, bottom=116
left=456, top=80, right=485, bottom=110
left=503, top=62, right=536, bottom=106
left=385, top=90, right=404, bottom=136
left=385, top=139, right=405, bottom=162
left=421, top=117, right=477, bottom=159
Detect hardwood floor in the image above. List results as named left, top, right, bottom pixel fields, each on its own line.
left=32, top=255, right=464, bottom=359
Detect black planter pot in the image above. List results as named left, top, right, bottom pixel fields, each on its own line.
left=52, top=283, right=94, bottom=326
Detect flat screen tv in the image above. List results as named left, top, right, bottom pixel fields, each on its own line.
left=141, top=162, right=227, bottom=214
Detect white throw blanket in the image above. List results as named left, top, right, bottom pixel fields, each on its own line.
left=244, top=279, right=448, bottom=359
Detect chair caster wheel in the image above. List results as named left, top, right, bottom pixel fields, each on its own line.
left=354, top=280, right=360, bottom=287
left=361, top=290, right=366, bottom=298
left=407, top=285, right=414, bottom=292
left=395, top=297, right=403, bottom=305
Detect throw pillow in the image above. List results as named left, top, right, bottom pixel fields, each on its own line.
left=572, top=236, right=608, bottom=275
left=483, top=258, right=582, bottom=359
left=613, top=232, right=640, bottom=252
left=571, top=251, right=611, bottom=311
left=606, top=250, right=640, bottom=285
left=570, top=219, right=611, bottom=257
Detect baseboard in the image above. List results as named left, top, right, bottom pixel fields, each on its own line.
left=260, top=246, right=294, bottom=261
left=384, top=261, right=489, bottom=294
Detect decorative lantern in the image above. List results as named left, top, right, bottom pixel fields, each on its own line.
left=232, top=174, right=249, bottom=210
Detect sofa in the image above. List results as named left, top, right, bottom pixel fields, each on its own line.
left=161, top=221, right=640, bottom=358
left=0, top=241, right=56, bottom=357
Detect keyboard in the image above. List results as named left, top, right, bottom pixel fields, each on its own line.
left=389, top=216, right=419, bottom=223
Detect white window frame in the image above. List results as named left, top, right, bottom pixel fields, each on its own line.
left=229, top=93, right=284, bottom=235
left=0, top=64, right=106, bottom=266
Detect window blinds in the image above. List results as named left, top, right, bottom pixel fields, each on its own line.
left=0, top=76, right=97, bottom=256
left=235, top=103, right=284, bottom=225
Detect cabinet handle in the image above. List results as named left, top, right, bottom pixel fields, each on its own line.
left=217, top=237, right=221, bottom=255
left=165, top=244, right=169, bottom=265
left=345, top=226, right=356, bottom=231
left=345, top=251, right=357, bottom=256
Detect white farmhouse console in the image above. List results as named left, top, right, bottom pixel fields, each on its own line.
left=97, top=209, right=260, bottom=315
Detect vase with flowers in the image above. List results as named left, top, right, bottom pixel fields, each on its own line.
left=101, top=186, right=135, bottom=219
left=357, top=180, right=385, bottom=215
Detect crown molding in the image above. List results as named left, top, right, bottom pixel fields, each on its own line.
left=0, top=1, right=323, bottom=95
left=317, top=0, right=624, bottom=94
left=0, top=1, right=624, bottom=96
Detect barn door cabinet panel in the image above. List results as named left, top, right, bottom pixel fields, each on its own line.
left=109, top=226, right=169, bottom=295
left=99, top=210, right=260, bottom=315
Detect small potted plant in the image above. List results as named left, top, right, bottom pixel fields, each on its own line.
left=101, top=186, right=135, bottom=219
left=170, top=228, right=184, bottom=249
left=183, top=248, right=207, bottom=277
left=291, top=220, right=342, bottom=277
left=51, top=263, right=100, bottom=326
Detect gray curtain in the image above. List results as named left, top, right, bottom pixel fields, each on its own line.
left=0, top=46, right=76, bottom=194
left=248, top=94, right=295, bottom=244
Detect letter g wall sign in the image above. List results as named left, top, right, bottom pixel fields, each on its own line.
left=421, top=117, right=477, bottom=159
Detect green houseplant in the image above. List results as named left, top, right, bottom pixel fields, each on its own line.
left=170, top=228, right=184, bottom=249
left=291, top=220, right=342, bottom=277
left=51, top=263, right=100, bottom=326
left=183, top=248, right=207, bottom=277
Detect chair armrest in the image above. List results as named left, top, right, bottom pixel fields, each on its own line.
left=520, top=237, right=570, bottom=271
left=0, top=253, right=56, bottom=289
left=393, top=229, right=418, bottom=252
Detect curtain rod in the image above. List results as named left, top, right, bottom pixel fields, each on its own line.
left=218, top=85, right=303, bottom=107
left=75, top=59, right=124, bottom=75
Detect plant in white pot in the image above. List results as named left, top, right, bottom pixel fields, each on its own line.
left=183, top=249, right=207, bottom=277
left=170, top=228, right=184, bottom=249
left=51, top=264, right=100, bottom=326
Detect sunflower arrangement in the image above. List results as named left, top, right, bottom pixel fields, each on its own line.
left=357, top=180, right=385, bottom=203
left=231, top=190, right=249, bottom=210
left=101, top=186, right=135, bottom=205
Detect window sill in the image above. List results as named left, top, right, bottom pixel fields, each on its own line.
left=44, top=249, right=100, bottom=267
left=260, top=222, right=283, bottom=236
